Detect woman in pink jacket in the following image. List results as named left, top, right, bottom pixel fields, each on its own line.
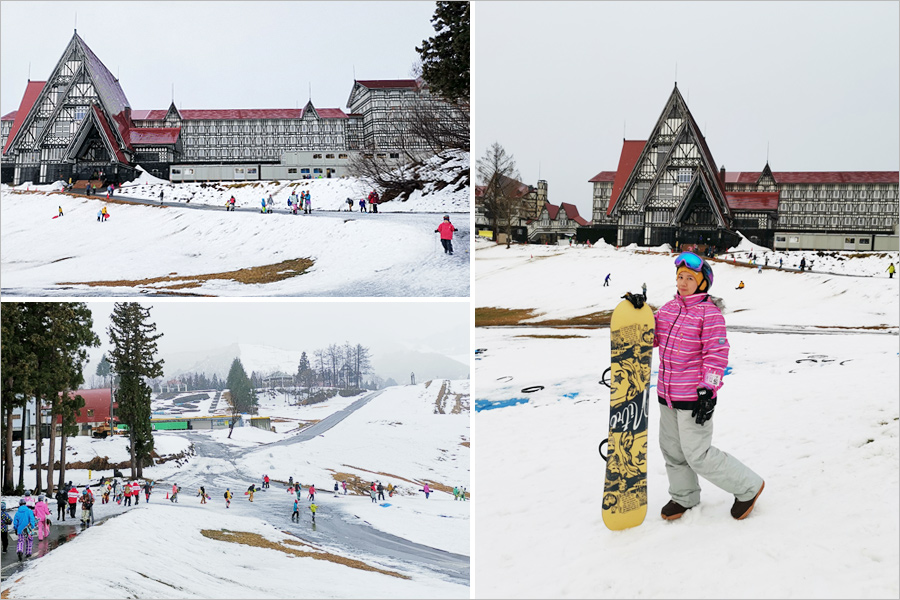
left=636, top=252, right=764, bottom=522
left=33, top=494, right=51, bottom=541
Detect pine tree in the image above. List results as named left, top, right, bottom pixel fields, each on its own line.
left=107, top=303, right=164, bottom=479
left=416, top=1, right=470, bottom=104
left=225, top=358, right=256, bottom=438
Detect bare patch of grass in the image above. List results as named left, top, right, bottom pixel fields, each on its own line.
left=58, top=257, right=314, bottom=291
left=200, top=529, right=409, bottom=579
left=477, top=307, right=618, bottom=328
left=476, top=307, right=540, bottom=327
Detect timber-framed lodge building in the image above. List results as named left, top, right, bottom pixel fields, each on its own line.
left=1, top=32, right=447, bottom=185
left=585, top=86, right=898, bottom=252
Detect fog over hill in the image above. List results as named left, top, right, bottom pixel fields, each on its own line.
left=162, top=342, right=468, bottom=385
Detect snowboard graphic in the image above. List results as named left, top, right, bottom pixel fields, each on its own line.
left=602, top=298, right=654, bottom=531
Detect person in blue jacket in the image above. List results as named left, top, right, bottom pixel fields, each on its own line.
left=12, top=498, right=36, bottom=561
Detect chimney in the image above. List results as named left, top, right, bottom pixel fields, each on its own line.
left=720, top=165, right=726, bottom=187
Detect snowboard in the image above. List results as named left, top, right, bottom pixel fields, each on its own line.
left=602, top=298, right=654, bottom=531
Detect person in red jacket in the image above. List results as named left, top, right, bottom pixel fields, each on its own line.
left=67, top=484, right=79, bottom=519
left=435, top=215, right=455, bottom=255
left=123, top=481, right=133, bottom=506
left=626, top=252, right=764, bottom=522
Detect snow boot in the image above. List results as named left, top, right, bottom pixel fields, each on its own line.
left=18, top=551, right=23, bottom=561
left=661, top=500, right=690, bottom=521
left=731, top=480, right=765, bottom=520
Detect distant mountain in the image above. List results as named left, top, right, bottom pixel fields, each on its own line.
left=162, top=342, right=468, bottom=383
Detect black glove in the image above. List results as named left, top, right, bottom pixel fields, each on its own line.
left=622, top=292, right=645, bottom=309
left=692, top=388, right=717, bottom=425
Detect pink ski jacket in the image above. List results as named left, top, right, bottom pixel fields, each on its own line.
left=33, top=500, right=50, bottom=522
left=654, top=292, right=729, bottom=408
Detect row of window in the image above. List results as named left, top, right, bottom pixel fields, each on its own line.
left=182, top=136, right=342, bottom=146
left=780, top=216, right=894, bottom=227
left=181, top=123, right=342, bottom=134
left=780, top=202, right=896, bottom=214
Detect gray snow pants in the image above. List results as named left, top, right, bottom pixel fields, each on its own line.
left=658, top=405, right=763, bottom=507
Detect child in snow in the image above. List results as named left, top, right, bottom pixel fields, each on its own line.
left=309, top=502, right=318, bottom=522
left=435, top=215, right=455, bottom=255
left=624, top=251, right=764, bottom=521
left=342, top=481, right=347, bottom=495
left=370, top=488, right=377, bottom=503
left=170, top=483, right=179, bottom=503
left=33, top=494, right=51, bottom=541
left=248, top=485, right=255, bottom=502
left=79, top=491, right=93, bottom=527
left=304, top=192, right=311, bottom=214
left=292, top=499, right=300, bottom=522
left=1, top=501, right=12, bottom=553
left=12, top=499, right=35, bottom=560
left=224, top=489, right=232, bottom=508
left=199, top=486, right=207, bottom=504
left=359, top=198, right=367, bottom=212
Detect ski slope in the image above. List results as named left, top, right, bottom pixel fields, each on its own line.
left=472, top=240, right=899, bottom=598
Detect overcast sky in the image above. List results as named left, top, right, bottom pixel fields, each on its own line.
left=80, top=300, right=469, bottom=381
left=1, top=1, right=436, bottom=115
left=472, top=1, right=900, bottom=220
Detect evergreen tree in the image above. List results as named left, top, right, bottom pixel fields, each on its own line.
left=107, top=303, right=164, bottom=479
left=416, top=1, right=470, bottom=104
left=95, top=353, right=111, bottom=388
left=225, top=358, right=256, bottom=438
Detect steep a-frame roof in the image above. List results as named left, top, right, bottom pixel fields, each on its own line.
left=2, top=80, right=45, bottom=154
left=672, top=168, right=729, bottom=227
left=608, top=85, right=731, bottom=222
left=607, top=140, right=645, bottom=216
left=64, top=103, right=129, bottom=164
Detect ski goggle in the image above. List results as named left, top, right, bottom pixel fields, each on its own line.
left=674, top=252, right=704, bottom=272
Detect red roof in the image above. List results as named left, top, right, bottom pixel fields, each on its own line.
left=128, top=127, right=181, bottom=145
left=543, top=202, right=590, bottom=227
left=131, top=108, right=347, bottom=121
left=55, top=388, right=116, bottom=424
left=1, top=110, right=16, bottom=121
left=92, top=104, right=130, bottom=163
left=355, top=79, right=419, bottom=89
left=588, top=171, right=617, bottom=183
left=3, top=80, right=45, bottom=154
left=607, top=140, right=646, bottom=215
left=725, top=192, right=779, bottom=211
left=727, top=171, right=899, bottom=184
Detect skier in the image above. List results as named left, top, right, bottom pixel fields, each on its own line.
left=435, top=215, right=455, bottom=255
left=292, top=498, right=300, bottom=523
left=888, top=263, right=896, bottom=279
left=55, top=487, right=68, bottom=521
left=12, top=499, right=35, bottom=561
left=625, top=251, right=764, bottom=521
left=604, top=273, right=611, bottom=287
left=33, top=495, right=50, bottom=542
left=359, top=198, right=367, bottom=212
left=224, top=489, right=232, bottom=508
left=198, top=486, right=207, bottom=504
left=309, top=502, right=318, bottom=523
left=1, top=501, right=11, bottom=553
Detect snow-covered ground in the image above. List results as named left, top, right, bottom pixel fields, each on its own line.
left=471, top=240, right=899, bottom=598
left=2, top=381, right=469, bottom=598
left=0, top=157, right=470, bottom=297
